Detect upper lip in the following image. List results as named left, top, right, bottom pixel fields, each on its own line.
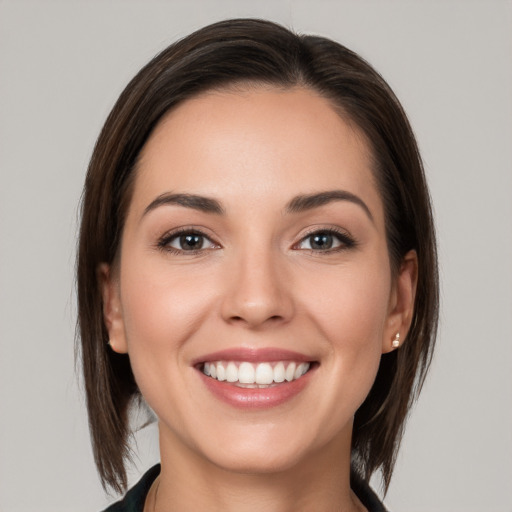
left=192, top=347, right=314, bottom=366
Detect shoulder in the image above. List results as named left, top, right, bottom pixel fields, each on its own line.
left=101, top=465, right=161, bottom=512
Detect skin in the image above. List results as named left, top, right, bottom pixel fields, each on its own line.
left=101, top=86, right=417, bottom=512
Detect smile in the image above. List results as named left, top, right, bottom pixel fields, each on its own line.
left=202, top=361, right=310, bottom=387
left=195, top=348, right=316, bottom=408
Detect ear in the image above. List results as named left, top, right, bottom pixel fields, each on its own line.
left=382, top=250, right=418, bottom=353
left=98, top=263, right=128, bottom=354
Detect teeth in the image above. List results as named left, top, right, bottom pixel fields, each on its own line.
left=202, top=361, right=310, bottom=385
left=226, top=362, right=238, bottom=383
left=285, top=362, right=296, bottom=382
left=273, top=362, right=285, bottom=383
left=255, top=362, right=274, bottom=385
left=216, top=363, right=226, bottom=381
left=294, top=363, right=308, bottom=380
left=238, top=362, right=255, bottom=384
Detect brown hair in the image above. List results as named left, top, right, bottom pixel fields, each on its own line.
left=77, top=18, right=438, bottom=494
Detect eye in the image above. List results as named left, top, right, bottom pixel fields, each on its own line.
left=296, top=229, right=356, bottom=252
left=159, top=230, right=219, bottom=253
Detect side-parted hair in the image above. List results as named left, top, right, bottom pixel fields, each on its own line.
left=77, top=18, right=438, bottom=494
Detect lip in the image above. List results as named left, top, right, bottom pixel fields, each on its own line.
left=192, top=347, right=312, bottom=365
left=193, top=347, right=316, bottom=409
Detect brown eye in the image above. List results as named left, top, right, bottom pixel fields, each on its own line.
left=309, top=233, right=335, bottom=250
left=176, top=233, right=205, bottom=250
left=296, top=230, right=356, bottom=252
left=161, top=230, right=218, bottom=253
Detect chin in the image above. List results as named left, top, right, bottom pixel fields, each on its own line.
left=192, top=421, right=343, bottom=477
left=206, top=444, right=308, bottom=475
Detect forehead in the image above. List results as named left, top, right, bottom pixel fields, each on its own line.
left=133, top=86, right=381, bottom=218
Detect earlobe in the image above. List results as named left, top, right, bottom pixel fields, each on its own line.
left=382, top=250, right=418, bottom=354
left=98, top=263, right=128, bottom=354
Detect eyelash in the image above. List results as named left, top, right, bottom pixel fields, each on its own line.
left=157, top=227, right=357, bottom=255
left=294, top=228, right=357, bottom=253
left=157, top=228, right=219, bottom=255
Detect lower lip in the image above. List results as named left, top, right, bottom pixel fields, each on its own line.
left=198, top=368, right=314, bottom=409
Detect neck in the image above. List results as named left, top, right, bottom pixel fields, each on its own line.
left=152, top=425, right=365, bottom=512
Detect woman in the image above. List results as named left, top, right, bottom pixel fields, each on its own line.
left=77, top=18, right=438, bottom=512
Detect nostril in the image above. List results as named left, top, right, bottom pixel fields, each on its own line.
left=228, top=313, right=284, bottom=326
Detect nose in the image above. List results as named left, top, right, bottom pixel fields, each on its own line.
left=220, top=247, right=294, bottom=329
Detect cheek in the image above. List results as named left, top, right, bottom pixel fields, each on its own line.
left=303, top=262, right=391, bottom=345
left=116, top=256, right=221, bottom=429
left=117, top=253, right=215, bottom=395
left=120, top=253, right=209, bottom=343
left=300, top=263, right=391, bottom=402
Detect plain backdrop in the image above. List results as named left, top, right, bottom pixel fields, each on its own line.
left=1, top=1, right=511, bottom=511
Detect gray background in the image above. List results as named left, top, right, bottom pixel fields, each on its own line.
left=1, top=1, right=511, bottom=511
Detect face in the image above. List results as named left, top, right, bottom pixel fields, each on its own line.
left=102, top=87, right=416, bottom=475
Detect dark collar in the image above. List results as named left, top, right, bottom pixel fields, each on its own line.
left=103, top=464, right=389, bottom=512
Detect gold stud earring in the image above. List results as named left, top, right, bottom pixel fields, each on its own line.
left=392, top=332, right=400, bottom=349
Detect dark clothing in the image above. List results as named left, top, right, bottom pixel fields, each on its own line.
left=103, top=464, right=388, bottom=511
left=103, top=465, right=161, bottom=512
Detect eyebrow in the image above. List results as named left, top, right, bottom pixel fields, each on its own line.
left=142, top=189, right=373, bottom=222
left=143, top=193, right=224, bottom=217
left=285, top=190, right=374, bottom=222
